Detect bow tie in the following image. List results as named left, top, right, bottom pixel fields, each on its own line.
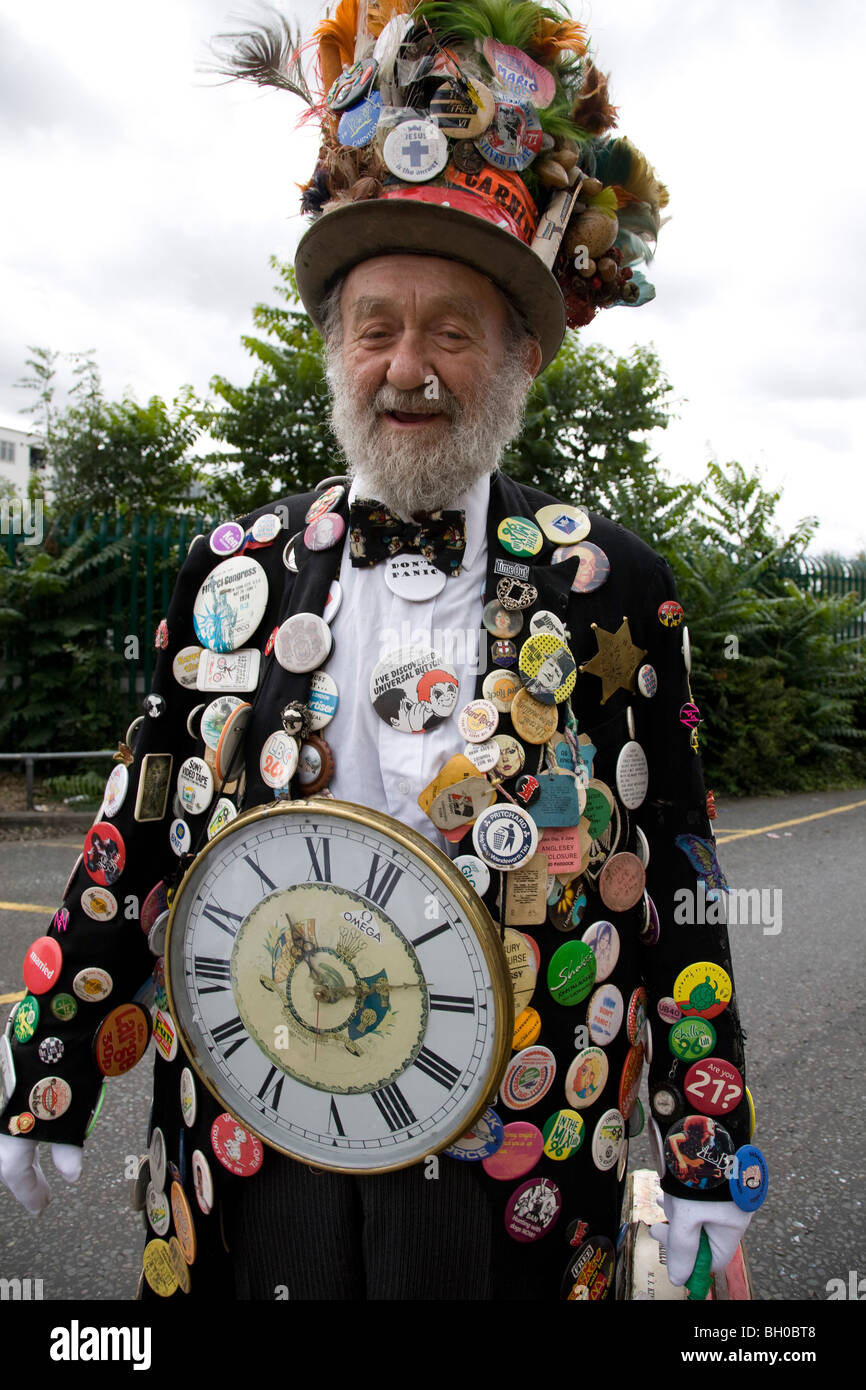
left=348, top=499, right=466, bottom=576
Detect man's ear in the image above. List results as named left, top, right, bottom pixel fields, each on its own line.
left=522, top=337, right=543, bottom=379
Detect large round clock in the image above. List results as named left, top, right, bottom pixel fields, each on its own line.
left=165, top=799, right=512, bottom=1173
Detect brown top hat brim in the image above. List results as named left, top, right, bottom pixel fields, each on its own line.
left=294, top=199, right=566, bottom=371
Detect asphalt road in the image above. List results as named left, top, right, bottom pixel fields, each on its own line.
left=1, top=787, right=864, bottom=1303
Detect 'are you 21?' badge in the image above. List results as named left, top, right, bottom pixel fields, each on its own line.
left=370, top=646, right=459, bottom=733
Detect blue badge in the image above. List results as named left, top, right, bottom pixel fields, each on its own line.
left=729, top=1144, right=768, bottom=1212
left=532, top=770, right=583, bottom=828
left=445, top=1107, right=505, bottom=1161
left=338, top=90, right=383, bottom=147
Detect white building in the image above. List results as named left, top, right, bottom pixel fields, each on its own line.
left=0, top=421, right=45, bottom=494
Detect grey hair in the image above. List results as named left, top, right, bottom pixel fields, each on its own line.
left=316, top=266, right=537, bottom=358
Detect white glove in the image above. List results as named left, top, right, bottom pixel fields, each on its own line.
left=650, top=1192, right=752, bottom=1285
left=0, top=1135, right=83, bottom=1215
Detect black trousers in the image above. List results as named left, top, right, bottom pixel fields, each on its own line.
left=225, top=1154, right=496, bottom=1300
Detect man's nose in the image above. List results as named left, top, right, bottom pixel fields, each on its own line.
left=385, top=332, right=431, bottom=391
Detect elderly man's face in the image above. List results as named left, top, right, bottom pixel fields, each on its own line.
left=326, top=255, right=541, bottom=516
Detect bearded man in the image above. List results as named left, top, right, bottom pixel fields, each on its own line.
left=0, top=1, right=763, bottom=1302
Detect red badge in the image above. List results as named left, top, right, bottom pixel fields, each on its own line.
left=155, top=618, right=170, bottom=649
left=658, top=599, right=684, bottom=628
left=93, top=1003, right=151, bottom=1077
left=83, top=822, right=126, bottom=887
left=264, top=626, right=279, bottom=657
left=684, top=1057, right=744, bottom=1116
left=23, top=936, right=63, bottom=995
left=211, top=1113, right=264, bottom=1176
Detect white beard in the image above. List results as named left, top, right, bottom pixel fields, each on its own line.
left=326, top=350, right=532, bottom=516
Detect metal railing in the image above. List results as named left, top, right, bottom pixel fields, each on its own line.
left=0, top=750, right=116, bottom=810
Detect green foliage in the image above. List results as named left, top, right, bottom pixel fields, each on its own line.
left=201, top=258, right=337, bottom=513
left=666, top=461, right=866, bottom=795
left=42, top=769, right=106, bottom=807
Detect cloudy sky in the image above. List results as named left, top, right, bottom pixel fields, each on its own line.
left=2, top=0, right=865, bottom=554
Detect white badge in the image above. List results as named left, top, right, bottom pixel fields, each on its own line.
left=193, top=556, right=268, bottom=653
left=274, top=613, right=333, bottom=673
left=251, top=513, right=282, bottom=544
left=101, top=765, right=128, bottom=818
left=370, top=646, right=459, bottom=733
left=615, top=741, right=649, bottom=811
left=260, top=731, right=299, bottom=789
left=323, top=579, right=343, bottom=624
left=196, top=647, right=261, bottom=692
left=177, top=757, right=214, bottom=816
left=200, top=695, right=244, bottom=751
left=534, top=503, right=590, bottom=545
left=308, top=670, right=339, bottom=730
left=173, top=645, right=204, bottom=688
left=383, top=119, right=449, bottom=181
left=384, top=555, right=447, bottom=600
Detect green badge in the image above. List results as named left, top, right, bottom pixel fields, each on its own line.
left=668, top=1017, right=716, bottom=1062
left=50, top=993, right=78, bottom=1023
left=13, top=995, right=39, bottom=1043
left=547, top=940, right=596, bottom=1006
left=583, top=785, right=613, bottom=839
left=85, top=1083, right=107, bottom=1138
left=542, top=1108, right=585, bottom=1160
left=497, top=516, right=543, bottom=558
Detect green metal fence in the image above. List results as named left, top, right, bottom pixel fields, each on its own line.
left=778, top=557, right=866, bottom=641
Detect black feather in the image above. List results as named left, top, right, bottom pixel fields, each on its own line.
left=208, top=9, right=313, bottom=105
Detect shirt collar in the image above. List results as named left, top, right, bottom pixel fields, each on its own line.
left=347, top=471, right=490, bottom=575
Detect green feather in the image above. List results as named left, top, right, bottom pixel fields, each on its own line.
left=417, top=0, right=572, bottom=55
left=592, top=138, right=634, bottom=189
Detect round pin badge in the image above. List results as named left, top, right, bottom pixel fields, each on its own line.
left=430, top=75, right=495, bottom=137
left=29, top=1075, right=72, bottom=1120
left=304, top=511, right=345, bottom=552
left=297, top=735, right=335, bottom=795
left=169, top=818, right=190, bottom=857
left=664, top=1114, right=734, bottom=1190
left=200, top=695, right=243, bottom=751
left=23, top=937, right=63, bottom=995
left=684, top=1057, right=744, bottom=1117
left=52, top=907, right=69, bottom=933
left=282, top=539, right=299, bottom=572
left=370, top=646, right=459, bottom=733
left=636, top=663, right=658, bottom=698
left=209, top=521, right=244, bottom=556
left=500, top=1045, right=556, bottom=1110
left=80, top=887, right=117, bottom=923
left=476, top=100, right=543, bottom=172
left=37, top=1036, right=64, bottom=1065
left=497, top=515, right=543, bottom=557
left=83, top=821, right=126, bottom=886
left=513, top=774, right=540, bottom=808
left=13, top=994, right=39, bottom=1043
left=274, top=613, right=332, bottom=674
left=214, top=703, right=251, bottom=784
left=462, top=738, right=500, bottom=774
left=153, top=1008, right=179, bottom=1062
left=493, top=734, right=525, bottom=777
left=168, top=1237, right=192, bottom=1294
left=101, top=764, right=129, bottom=818
left=587, top=984, right=624, bottom=1046
left=175, top=756, right=213, bottom=817
left=384, top=555, right=447, bottom=600
left=616, top=741, right=649, bottom=810
left=519, top=633, right=576, bottom=705
left=383, top=119, right=449, bottom=181
left=173, top=644, right=204, bottom=689
left=529, top=609, right=567, bottom=640
left=560, top=1236, right=615, bottom=1301
left=668, top=1017, right=715, bottom=1062
left=142, top=1239, right=177, bottom=1298
left=444, top=1107, right=505, bottom=1162
left=93, top=1002, right=151, bottom=1077
left=250, top=512, right=282, bottom=546
left=580, top=920, right=619, bottom=982
left=542, top=1108, right=585, bottom=1160
left=634, top=825, right=651, bottom=869
left=192, top=1149, right=214, bottom=1214
left=457, top=699, right=499, bottom=743
left=510, top=687, right=558, bottom=745
left=180, top=1067, right=197, bottom=1128
left=626, top=987, right=648, bottom=1045
left=260, top=730, right=299, bottom=789
left=505, top=1177, right=561, bottom=1242
left=651, top=1083, right=684, bottom=1123
left=482, top=600, right=523, bottom=639
left=639, top=892, right=660, bottom=946
left=570, top=542, right=610, bottom=594
left=170, top=1181, right=197, bottom=1265
left=481, top=670, right=520, bottom=713
left=534, top=503, right=590, bottom=546
left=564, top=1047, right=609, bottom=1110
left=50, top=993, right=77, bottom=1022
left=628, top=1097, right=646, bottom=1138
left=305, top=484, right=345, bottom=523
left=729, top=1144, right=768, bottom=1212
left=211, top=1113, right=264, bottom=1176
left=658, top=599, right=684, bottom=628
left=598, top=852, right=646, bottom=912
left=618, top=1045, right=644, bottom=1119
left=308, top=670, right=339, bottom=731
left=193, top=556, right=268, bottom=653
left=513, top=1005, right=542, bottom=1049
left=592, top=1108, right=625, bottom=1171
left=8, top=1113, right=36, bottom=1136
left=146, top=1182, right=170, bottom=1236
left=548, top=875, right=587, bottom=932
left=658, top=996, right=684, bottom=1025
left=546, top=940, right=596, bottom=1007
left=481, top=1121, right=544, bottom=1180
left=472, top=804, right=538, bottom=871
left=673, top=962, right=733, bottom=1020
left=453, top=854, right=491, bottom=897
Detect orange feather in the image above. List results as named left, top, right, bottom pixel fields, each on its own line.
left=315, top=0, right=361, bottom=95
left=532, top=18, right=587, bottom=63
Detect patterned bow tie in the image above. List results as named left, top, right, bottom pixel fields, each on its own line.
left=348, top=499, right=466, bottom=576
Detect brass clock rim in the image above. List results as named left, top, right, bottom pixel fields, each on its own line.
left=165, top=796, right=514, bottom=1175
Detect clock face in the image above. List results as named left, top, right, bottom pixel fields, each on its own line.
left=166, top=800, right=511, bottom=1172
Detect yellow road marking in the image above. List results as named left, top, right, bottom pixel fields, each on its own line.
left=0, top=901, right=55, bottom=913
left=0, top=990, right=25, bottom=1004
left=716, top=796, right=866, bottom=845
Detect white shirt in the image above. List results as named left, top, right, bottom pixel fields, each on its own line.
left=326, top=473, right=490, bottom=854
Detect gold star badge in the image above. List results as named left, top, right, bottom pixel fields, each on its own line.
left=579, top=617, right=647, bottom=705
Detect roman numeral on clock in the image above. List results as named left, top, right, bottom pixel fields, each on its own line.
left=328, top=1096, right=346, bottom=1138
left=358, top=854, right=404, bottom=909
left=256, top=1065, right=285, bottom=1113
left=413, top=1046, right=462, bottom=1090
left=193, top=955, right=231, bottom=993
left=429, top=993, right=475, bottom=1014
left=411, top=922, right=451, bottom=948
left=200, top=899, right=244, bottom=940
left=211, top=1015, right=249, bottom=1058
left=372, top=1082, right=416, bottom=1132
left=243, top=853, right=277, bottom=894
left=305, top=835, right=332, bottom=883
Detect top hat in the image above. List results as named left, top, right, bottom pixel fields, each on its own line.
left=212, top=1, right=668, bottom=369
